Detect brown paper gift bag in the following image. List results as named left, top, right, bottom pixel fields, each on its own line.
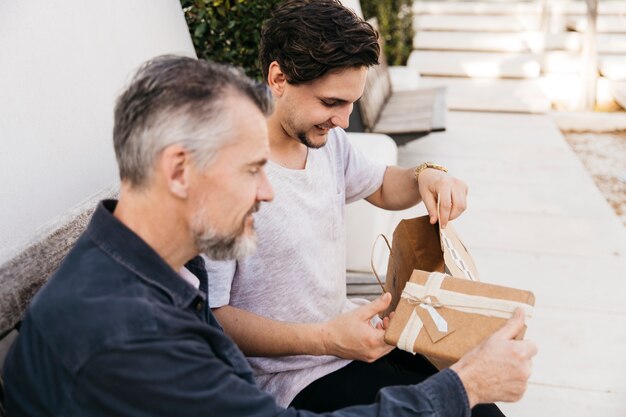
left=375, top=215, right=480, bottom=318
left=384, top=270, right=535, bottom=368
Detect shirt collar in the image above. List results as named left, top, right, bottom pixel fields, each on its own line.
left=179, top=267, right=200, bottom=290
left=86, top=200, right=202, bottom=308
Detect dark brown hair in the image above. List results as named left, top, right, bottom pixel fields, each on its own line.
left=259, top=0, right=380, bottom=85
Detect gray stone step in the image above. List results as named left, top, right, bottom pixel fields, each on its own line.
left=417, top=76, right=551, bottom=113
left=408, top=51, right=541, bottom=78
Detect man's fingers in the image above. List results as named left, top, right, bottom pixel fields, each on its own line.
left=493, top=309, right=526, bottom=340
left=358, top=293, right=392, bottom=319
left=438, top=190, right=452, bottom=229
left=448, top=184, right=468, bottom=222
left=520, top=340, right=538, bottom=359
left=422, top=191, right=438, bottom=225
left=382, top=316, right=390, bottom=330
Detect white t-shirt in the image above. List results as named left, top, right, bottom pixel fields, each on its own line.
left=206, top=128, right=386, bottom=407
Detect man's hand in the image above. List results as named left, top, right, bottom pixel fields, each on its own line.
left=417, top=168, right=468, bottom=229
left=450, top=309, right=537, bottom=408
left=321, top=293, right=395, bottom=363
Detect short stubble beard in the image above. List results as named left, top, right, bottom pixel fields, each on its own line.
left=296, top=131, right=326, bottom=149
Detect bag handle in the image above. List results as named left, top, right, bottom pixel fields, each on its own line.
left=370, top=234, right=393, bottom=294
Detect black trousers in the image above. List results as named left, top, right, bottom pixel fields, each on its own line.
left=290, top=349, right=505, bottom=417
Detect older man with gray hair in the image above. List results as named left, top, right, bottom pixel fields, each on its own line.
left=2, top=56, right=535, bottom=417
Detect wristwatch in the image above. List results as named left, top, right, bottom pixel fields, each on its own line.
left=414, top=162, right=448, bottom=182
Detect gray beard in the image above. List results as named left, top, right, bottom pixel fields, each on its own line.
left=192, top=204, right=259, bottom=261
left=195, top=226, right=258, bottom=261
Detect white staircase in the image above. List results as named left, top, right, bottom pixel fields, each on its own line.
left=409, top=0, right=626, bottom=113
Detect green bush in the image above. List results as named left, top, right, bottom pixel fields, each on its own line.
left=181, top=0, right=414, bottom=75
left=180, top=0, right=282, bottom=81
left=361, top=0, right=414, bottom=66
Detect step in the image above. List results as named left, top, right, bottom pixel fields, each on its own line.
left=541, top=51, right=583, bottom=74
left=550, top=0, right=626, bottom=16
left=413, top=1, right=626, bottom=16
left=524, top=32, right=581, bottom=53
left=346, top=272, right=382, bottom=301
left=413, top=2, right=542, bottom=16
left=537, top=74, right=620, bottom=111
left=566, top=16, right=626, bottom=33
left=413, top=15, right=539, bottom=32
left=417, top=77, right=551, bottom=113
left=601, top=56, right=626, bottom=81
left=414, top=31, right=529, bottom=52
left=598, top=34, right=626, bottom=54
left=407, top=51, right=541, bottom=78
left=414, top=31, right=581, bottom=53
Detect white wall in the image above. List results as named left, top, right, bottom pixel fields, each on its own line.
left=0, top=0, right=196, bottom=263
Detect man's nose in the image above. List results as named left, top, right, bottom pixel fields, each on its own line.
left=257, top=168, right=274, bottom=203
left=330, top=103, right=353, bottom=129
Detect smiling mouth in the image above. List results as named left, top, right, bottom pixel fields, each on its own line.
left=314, top=124, right=332, bottom=132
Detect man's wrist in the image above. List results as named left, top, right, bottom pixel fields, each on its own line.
left=311, top=322, right=333, bottom=356
left=414, top=162, right=448, bottom=182
left=450, top=361, right=479, bottom=408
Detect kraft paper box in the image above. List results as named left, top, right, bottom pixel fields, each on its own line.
left=384, top=270, right=535, bottom=369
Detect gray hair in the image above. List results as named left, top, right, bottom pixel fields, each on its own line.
left=113, top=55, right=272, bottom=188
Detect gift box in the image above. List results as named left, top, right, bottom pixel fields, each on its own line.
left=384, top=270, right=535, bottom=368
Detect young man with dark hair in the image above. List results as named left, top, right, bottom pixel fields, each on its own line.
left=2, top=55, right=535, bottom=417
left=206, top=1, right=529, bottom=416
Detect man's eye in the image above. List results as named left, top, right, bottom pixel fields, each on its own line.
left=249, top=168, right=260, bottom=175
left=321, top=100, right=336, bottom=107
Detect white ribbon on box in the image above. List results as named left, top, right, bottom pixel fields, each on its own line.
left=397, top=272, right=534, bottom=354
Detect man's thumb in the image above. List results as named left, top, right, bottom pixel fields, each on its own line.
left=361, top=293, right=392, bottom=318
left=494, top=308, right=526, bottom=340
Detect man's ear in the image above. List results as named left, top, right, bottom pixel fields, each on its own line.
left=267, top=61, right=287, bottom=97
left=159, top=144, right=191, bottom=199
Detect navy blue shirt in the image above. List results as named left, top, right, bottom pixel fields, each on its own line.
left=3, top=200, right=470, bottom=417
